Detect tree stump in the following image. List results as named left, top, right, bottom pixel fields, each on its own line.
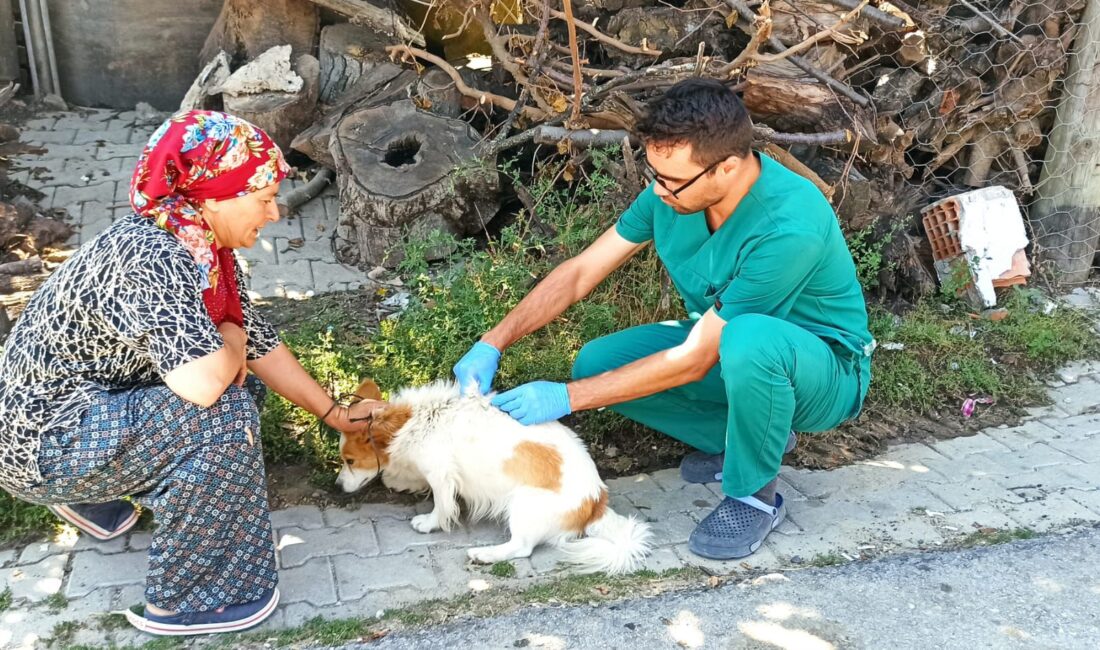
left=318, top=23, right=392, bottom=106
left=200, top=0, right=318, bottom=67
left=331, top=100, right=499, bottom=268
left=224, top=54, right=321, bottom=153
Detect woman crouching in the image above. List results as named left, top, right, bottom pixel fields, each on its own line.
left=0, top=111, right=378, bottom=636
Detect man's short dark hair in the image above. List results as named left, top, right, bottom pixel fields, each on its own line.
left=634, top=78, right=753, bottom=166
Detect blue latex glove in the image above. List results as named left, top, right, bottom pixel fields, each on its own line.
left=491, top=381, right=572, bottom=426
left=453, top=341, right=501, bottom=395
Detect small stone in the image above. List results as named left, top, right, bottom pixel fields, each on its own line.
left=41, top=93, right=67, bottom=111
left=134, top=102, right=159, bottom=122
left=311, top=491, right=322, bottom=498
left=1057, top=370, right=1078, bottom=384
left=790, top=555, right=804, bottom=564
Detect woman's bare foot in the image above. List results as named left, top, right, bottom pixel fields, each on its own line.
left=144, top=603, right=177, bottom=617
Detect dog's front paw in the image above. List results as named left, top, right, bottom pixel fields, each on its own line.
left=411, top=513, right=439, bottom=534
left=466, top=546, right=499, bottom=564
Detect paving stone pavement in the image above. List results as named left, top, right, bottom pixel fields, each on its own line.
left=12, top=107, right=364, bottom=302
left=4, top=109, right=1100, bottom=648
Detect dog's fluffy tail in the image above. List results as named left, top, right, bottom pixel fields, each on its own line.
left=558, top=507, right=652, bottom=575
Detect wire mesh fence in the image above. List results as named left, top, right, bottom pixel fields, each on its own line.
left=879, top=0, right=1100, bottom=289
left=397, top=0, right=1100, bottom=295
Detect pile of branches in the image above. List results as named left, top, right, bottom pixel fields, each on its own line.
left=202, top=0, right=1090, bottom=292
left=377, top=0, right=1087, bottom=293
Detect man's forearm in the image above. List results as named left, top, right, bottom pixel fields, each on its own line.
left=248, top=343, right=335, bottom=418
left=567, top=347, right=714, bottom=412
left=482, top=262, right=586, bottom=351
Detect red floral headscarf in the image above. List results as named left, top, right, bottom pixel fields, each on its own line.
left=129, top=110, right=291, bottom=327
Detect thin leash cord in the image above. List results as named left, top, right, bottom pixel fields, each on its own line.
left=318, top=394, right=382, bottom=478
left=349, top=413, right=381, bottom=477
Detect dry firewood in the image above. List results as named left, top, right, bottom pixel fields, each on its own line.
left=0, top=256, right=42, bottom=276
left=546, top=6, right=661, bottom=57
left=277, top=168, right=335, bottom=217
left=818, top=0, right=909, bottom=30
left=304, top=0, right=425, bottom=46
left=386, top=44, right=550, bottom=122
left=723, top=0, right=870, bottom=106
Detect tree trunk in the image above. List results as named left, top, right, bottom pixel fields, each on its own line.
left=318, top=23, right=391, bottom=106
left=331, top=99, right=499, bottom=268
left=200, top=0, right=319, bottom=68
left=744, top=60, right=877, bottom=140
left=1031, top=0, right=1100, bottom=285
left=223, top=54, right=321, bottom=152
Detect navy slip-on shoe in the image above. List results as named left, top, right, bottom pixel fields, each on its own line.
left=47, top=501, right=139, bottom=541
left=124, top=588, right=280, bottom=636
left=680, top=430, right=798, bottom=484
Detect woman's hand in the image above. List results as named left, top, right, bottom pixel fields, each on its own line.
left=217, top=321, right=249, bottom=386
left=322, top=398, right=387, bottom=436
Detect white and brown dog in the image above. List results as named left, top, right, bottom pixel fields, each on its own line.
left=337, top=379, right=651, bottom=574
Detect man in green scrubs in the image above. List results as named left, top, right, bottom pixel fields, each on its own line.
left=453, top=78, right=874, bottom=560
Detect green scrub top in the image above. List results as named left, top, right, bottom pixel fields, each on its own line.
left=615, top=151, right=875, bottom=364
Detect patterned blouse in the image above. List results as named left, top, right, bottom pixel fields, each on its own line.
left=0, top=214, right=281, bottom=489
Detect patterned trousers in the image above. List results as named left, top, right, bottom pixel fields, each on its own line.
left=9, top=379, right=277, bottom=613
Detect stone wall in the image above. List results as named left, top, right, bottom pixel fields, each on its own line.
left=45, top=0, right=222, bottom=110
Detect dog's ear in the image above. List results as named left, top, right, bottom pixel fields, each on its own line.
left=352, top=378, right=383, bottom=402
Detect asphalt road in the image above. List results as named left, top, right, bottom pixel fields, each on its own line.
left=344, top=527, right=1100, bottom=650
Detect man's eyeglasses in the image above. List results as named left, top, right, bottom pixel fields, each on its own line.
left=642, top=158, right=721, bottom=198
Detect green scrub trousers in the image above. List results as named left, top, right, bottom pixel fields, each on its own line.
left=572, top=316, right=869, bottom=499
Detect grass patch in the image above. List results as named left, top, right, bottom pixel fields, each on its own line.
left=44, top=591, right=68, bottom=611
left=866, top=290, right=1098, bottom=413
left=489, top=561, right=517, bottom=578
left=958, top=527, right=1037, bottom=548
left=47, top=620, right=78, bottom=646
left=0, top=491, right=56, bottom=549
left=0, top=587, right=11, bottom=612
left=235, top=615, right=379, bottom=647
left=808, top=553, right=847, bottom=567
left=254, top=150, right=1097, bottom=478
left=96, top=611, right=131, bottom=631
left=259, top=151, right=680, bottom=476
left=222, top=568, right=700, bottom=648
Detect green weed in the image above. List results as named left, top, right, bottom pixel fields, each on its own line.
left=489, top=561, right=517, bottom=578
left=957, top=527, right=1037, bottom=548
left=0, top=492, right=57, bottom=549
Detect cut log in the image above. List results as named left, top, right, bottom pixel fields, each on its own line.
left=318, top=23, right=392, bottom=106
left=415, top=67, right=467, bottom=119
left=200, top=0, right=319, bottom=68
left=606, top=7, right=735, bottom=63
left=307, top=0, right=425, bottom=47
left=291, top=63, right=417, bottom=168
left=0, top=271, right=48, bottom=295
left=330, top=99, right=500, bottom=268
left=743, top=60, right=877, bottom=140
left=0, top=257, right=42, bottom=275
left=224, top=54, right=321, bottom=152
